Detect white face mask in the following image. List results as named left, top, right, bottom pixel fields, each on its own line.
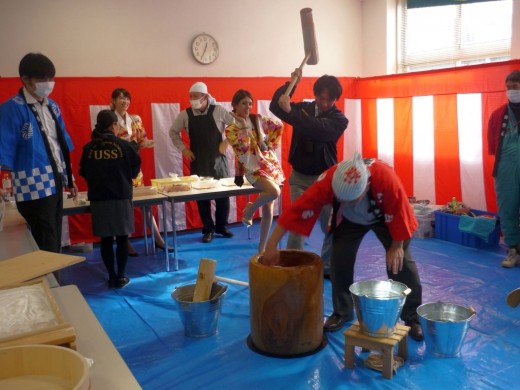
left=190, top=96, right=204, bottom=110
left=507, top=89, right=520, bottom=104
left=34, top=81, right=55, bottom=99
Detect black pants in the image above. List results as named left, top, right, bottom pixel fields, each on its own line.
left=330, top=219, right=422, bottom=323
left=100, top=235, right=128, bottom=281
left=17, top=186, right=64, bottom=253
left=196, top=198, right=230, bottom=234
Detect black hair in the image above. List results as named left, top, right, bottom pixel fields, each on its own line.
left=18, top=53, right=56, bottom=79
left=231, top=89, right=253, bottom=112
left=111, top=88, right=131, bottom=101
left=506, top=70, right=520, bottom=84
left=313, top=75, right=343, bottom=101
left=92, top=110, right=117, bottom=142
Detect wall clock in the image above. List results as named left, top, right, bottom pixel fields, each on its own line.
left=191, top=33, right=219, bottom=65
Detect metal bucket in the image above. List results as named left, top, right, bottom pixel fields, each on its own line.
left=349, top=280, right=411, bottom=338
left=171, top=282, right=227, bottom=338
left=417, top=302, right=476, bottom=357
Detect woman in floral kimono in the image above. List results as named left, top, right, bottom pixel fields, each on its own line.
left=225, top=89, right=284, bottom=254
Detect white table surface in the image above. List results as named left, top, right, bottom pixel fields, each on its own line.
left=61, top=185, right=264, bottom=272
left=62, top=191, right=170, bottom=270
left=0, top=207, right=59, bottom=286
left=0, top=207, right=39, bottom=260
left=163, top=183, right=262, bottom=271
left=1, top=206, right=141, bottom=388
left=52, top=285, right=142, bottom=389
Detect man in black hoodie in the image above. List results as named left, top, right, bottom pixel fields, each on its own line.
left=270, top=69, right=349, bottom=277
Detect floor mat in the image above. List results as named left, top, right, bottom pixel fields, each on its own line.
left=60, top=221, right=520, bottom=390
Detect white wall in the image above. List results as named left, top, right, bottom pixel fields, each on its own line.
left=0, top=0, right=517, bottom=79
left=361, top=0, right=398, bottom=77
left=0, top=0, right=364, bottom=77
left=512, top=0, right=520, bottom=58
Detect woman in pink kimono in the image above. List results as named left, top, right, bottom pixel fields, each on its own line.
left=225, top=89, right=284, bottom=253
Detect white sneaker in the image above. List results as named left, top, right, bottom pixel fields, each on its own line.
left=501, top=248, right=520, bottom=268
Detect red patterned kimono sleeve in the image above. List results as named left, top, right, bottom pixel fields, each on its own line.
left=278, top=166, right=336, bottom=236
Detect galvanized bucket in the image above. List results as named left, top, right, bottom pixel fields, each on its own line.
left=349, top=280, right=411, bottom=338
left=417, top=302, right=476, bottom=357
left=171, top=282, right=227, bottom=338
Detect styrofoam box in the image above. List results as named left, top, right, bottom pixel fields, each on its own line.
left=434, top=209, right=500, bottom=249
left=413, top=213, right=435, bottom=239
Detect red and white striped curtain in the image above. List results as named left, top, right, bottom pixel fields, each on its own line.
left=1, top=59, right=518, bottom=243
left=342, top=60, right=520, bottom=213
left=344, top=93, right=491, bottom=209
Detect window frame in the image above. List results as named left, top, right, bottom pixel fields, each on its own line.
left=397, top=0, right=512, bottom=73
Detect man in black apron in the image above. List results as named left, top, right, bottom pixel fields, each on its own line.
left=169, top=82, right=235, bottom=243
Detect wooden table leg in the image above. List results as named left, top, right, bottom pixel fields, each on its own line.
left=398, top=336, right=408, bottom=361
left=344, top=344, right=355, bottom=368
left=382, top=348, right=393, bottom=379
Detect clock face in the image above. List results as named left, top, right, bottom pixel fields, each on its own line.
left=192, top=34, right=219, bottom=64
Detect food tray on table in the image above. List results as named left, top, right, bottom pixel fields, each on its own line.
left=132, top=186, right=158, bottom=197
left=159, top=183, right=192, bottom=193
left=191, top=178, right=220, bottom=190
left=150, top=178, right=175, bottom=189
left=168, top=174, right=201, bottom=183
left=219, top=178, right=237, bottom=187
left=219, top=177, right=252, bottom=187
left=152, top=176, right=199, bottom=193
left=63, top=192, right=88, bottom=208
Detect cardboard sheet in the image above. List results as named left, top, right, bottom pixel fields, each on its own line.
left=0, top=250, right=85, bottom=288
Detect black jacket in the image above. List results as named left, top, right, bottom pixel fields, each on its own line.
left=79, top=134, right=141, bottom=201
left=270, top=82, right=349, bottom=175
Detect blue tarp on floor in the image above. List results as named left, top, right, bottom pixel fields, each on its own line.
left=61, top=222, right=520, bottom=390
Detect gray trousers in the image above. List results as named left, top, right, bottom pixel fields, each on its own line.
left=286, top=170, right=332, bottom=272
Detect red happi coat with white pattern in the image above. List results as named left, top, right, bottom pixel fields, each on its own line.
left=278, top=159, right=417, bottom=240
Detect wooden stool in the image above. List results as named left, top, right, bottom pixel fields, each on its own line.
left=343, top=322, right=410, bottom=379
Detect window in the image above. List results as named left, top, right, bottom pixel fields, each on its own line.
left=398, top=0, right=512, bottom=73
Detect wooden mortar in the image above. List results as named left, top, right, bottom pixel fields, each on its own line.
left=249, top=250, right=323, bottom=356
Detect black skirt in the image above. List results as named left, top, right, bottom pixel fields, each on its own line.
left=90, top=199, right=134, bottom=237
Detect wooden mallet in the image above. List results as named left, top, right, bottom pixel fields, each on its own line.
left=193, top=259, right=249, bottom=303
left=283, top=8, right=319, bottom=97
left=192, top=258, right=217, bottom=302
